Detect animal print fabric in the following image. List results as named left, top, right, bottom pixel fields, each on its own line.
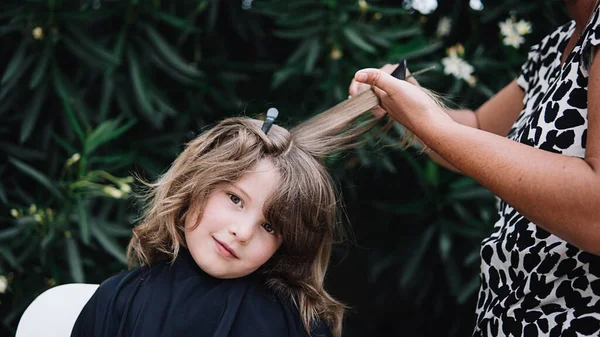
left=473, top=5, right=600, bottom=337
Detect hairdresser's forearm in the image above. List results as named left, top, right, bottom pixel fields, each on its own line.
left=425, top=109, right=478, bottom=173
left=419, top=119, right=600, bottom=254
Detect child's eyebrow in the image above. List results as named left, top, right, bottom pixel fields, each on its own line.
left=231, top=183, right=252, bottom=203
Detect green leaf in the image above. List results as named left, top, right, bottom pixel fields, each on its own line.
left=91, top=222, right=127, bottom=264
left=0, top=7, right=23, bottom=20
left=447, top=186, right=494, bottom=201
left=60, top=34, right=115, bottom=70
left=1, top=40, right=28, bottom=84
left=144, top=5, right=198, bottom=31
left=0, top=56, right=33, bottom=103
left=136, top=39, right=200, bottom=85
left=40, top=226, right=56, bottom=250
left=87, top=154, right=133, bottom=168
left=273, top=24, right=324, bottom=39
left=271, top=67, right=299, bottom=88
left=0, top=182, right=7, bottom=204
left=85, top=118, right=135, bottom=155
left=20, top=82, right=48, bottom=143
left=0, top=224, right=22, bottom=241
left=400, top=226, right=435, bottom=287
left=53, top=66, right=85, bottom=142
left=8, top=157, right=63, bottom=199
left=457, top=276, right=480, bottom=304
left=275, top=11, right=325, bottom=27
left=0, top=246, right=22, bottom=272
left=66, top=237, right=85, bottom=282
left=142, top=24, right=203, bottom=78
left=29, top=41, right=53, bottom=89
left=98, top=75, right=115, bottom=120
left=63, top=24, right=121, bottom=67
left=127, top=47, right=156, bottom=126
left=374, top=199, right=430, bottom=216
left=378, top=26, right=422, bottom=39
left=424, top=160, right=439, bottom=186
left=438, top=230, right=452, bottom=261
left=286, top=39, right=312, bottom=65
left=389, top=39, right=443, bottom=60
left=55, top=6, right=120, bottom=22
left=0, top=141, right=45, bottom=160
left=342, top=26, right=376, bottom=53
left=51, top=133, right=78, bottom=154
left=97, top=220, right=131, bottom=238
left=76, top=199, right=91, bottom=245
left=304, top=38, right=321, bottom=72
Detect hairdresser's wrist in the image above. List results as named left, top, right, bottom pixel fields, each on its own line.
left=407, top=105, right=453, bottom=137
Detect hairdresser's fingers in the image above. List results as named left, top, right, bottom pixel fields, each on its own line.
left=354, top=68, right=406, bottom=99
left=354, top=68, right=448, bottom=130
left=349, top=63, right=399, bottom=97
left=348, top=80, right=370, bottom=97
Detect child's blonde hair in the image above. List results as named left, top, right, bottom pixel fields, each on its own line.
left=127, top=89, right=384, bottom=337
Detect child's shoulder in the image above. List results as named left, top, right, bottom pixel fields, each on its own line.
left=233, top=279, right=332, bottom=337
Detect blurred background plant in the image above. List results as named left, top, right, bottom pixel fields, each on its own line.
left=0, top=0, right=568, bottom=336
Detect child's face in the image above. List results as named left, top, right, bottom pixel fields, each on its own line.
left=184, top=159, right=283, bottom=279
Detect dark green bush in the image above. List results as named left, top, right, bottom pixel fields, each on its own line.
left=0, top=1, right=568, bottom=336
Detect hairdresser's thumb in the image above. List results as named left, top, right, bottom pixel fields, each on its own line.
left=354, top=69, right=403, bottom=98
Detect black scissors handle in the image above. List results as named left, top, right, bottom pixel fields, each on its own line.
left=390, top=59, right=407, bottom=81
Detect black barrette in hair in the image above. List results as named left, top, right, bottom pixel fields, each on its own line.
left=261, top=107, right=279, bottom=135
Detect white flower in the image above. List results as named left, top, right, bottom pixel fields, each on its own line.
left=442, top=54, right=475, bottom=83
left=469, top=0, right=484, bottom=11
left=499, top=17, right=532, bottom=48
left=410, top=0, right=438, bottom=15
left=457, top=61, right=474, bottom=80
left=0, top=275, right=8, bottom=294
left=515, top=20, right=532, bottom=36
left=499, top=18, right=515, bottom=37
left=503, top=32, right=525, bottom=48
left=437, top=17, right=452, bottom=37
left=442, top=55, right=463, bottom=77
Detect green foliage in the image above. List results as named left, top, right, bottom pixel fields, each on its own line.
left=0, top=0, right=568, bottom=336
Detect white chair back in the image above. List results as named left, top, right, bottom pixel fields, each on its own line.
left=15, top=283, right=99, bottom=337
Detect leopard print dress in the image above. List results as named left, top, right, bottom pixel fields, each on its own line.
left=473, top=5, right=600, bottom=337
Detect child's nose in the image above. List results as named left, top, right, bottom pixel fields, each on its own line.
left=229, top=221, right=255, bottom=244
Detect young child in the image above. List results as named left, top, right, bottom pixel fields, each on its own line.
left=70, top=91, right=383, bottom=337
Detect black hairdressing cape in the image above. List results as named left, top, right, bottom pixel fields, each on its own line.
left=71, top=249, right=331, bottom=337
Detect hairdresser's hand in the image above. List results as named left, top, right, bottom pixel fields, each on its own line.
left=348, top=63, right=421, bottom=118
left=353, top=68, right=451, bottom=133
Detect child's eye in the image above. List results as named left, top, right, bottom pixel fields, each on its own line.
left=261, top=223, right=275, bottom=234
left=228, top=193, right=243, bottom=207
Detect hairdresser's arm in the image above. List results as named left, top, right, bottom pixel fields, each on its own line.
left=353, top=54, right=600, bottom=255
left=430, top=80, right=526, bottom=172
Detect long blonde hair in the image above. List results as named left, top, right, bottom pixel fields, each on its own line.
left=127, top=89, right=384, bottom=337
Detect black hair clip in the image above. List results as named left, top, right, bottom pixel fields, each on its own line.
left=390, top=59, right=407, bottom=81
left=261, top=107, right=279, bottom=135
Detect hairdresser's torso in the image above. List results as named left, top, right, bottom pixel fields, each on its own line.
left=474, top=5, right=600, bottom=336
